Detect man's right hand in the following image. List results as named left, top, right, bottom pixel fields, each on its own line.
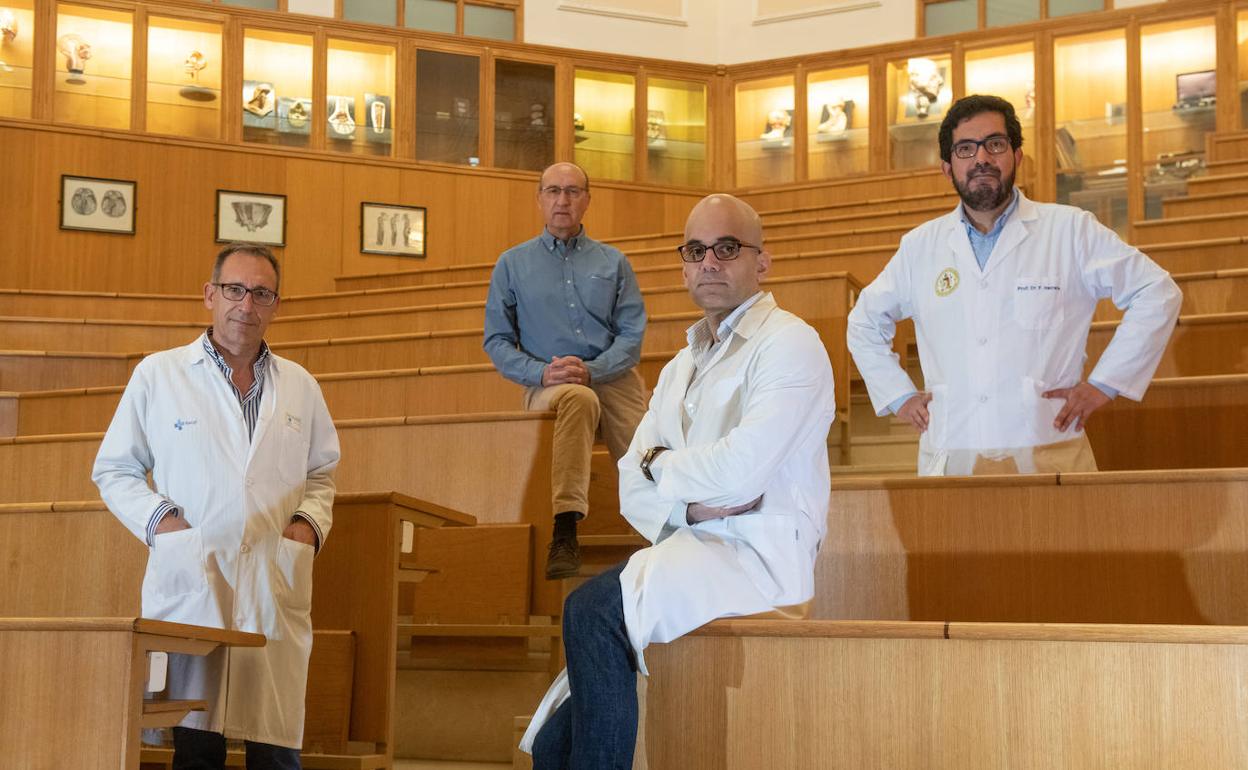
left=686, top=495, right=764, bottom=524
left=542, top=355, right=589, bottom=387
left=897, top=392, right=933, bottom=432
left=154, top=514, right=191, bottom=535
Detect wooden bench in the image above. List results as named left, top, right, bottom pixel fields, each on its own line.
left=1133, top=211, right=1248, bottom=245
left=1187, top=169, right=1248, bottom=195
left=0, top=492, right=474, bottom=767
left=1086, top=310, right=1248, bottom=378
left=0, top=349, right=142, bottom=391
left=0, top=618, right=263, bottom=770
left=1093, top=268, right=1248, bottom=320
left=1162, top=188, right=1248, bottom=219
left=1208, top=129, right=1248, bottom=162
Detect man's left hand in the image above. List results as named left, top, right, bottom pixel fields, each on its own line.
left=283, top=518, right=318, bottom=548
left=1042, top=382, right=1112, bottom=432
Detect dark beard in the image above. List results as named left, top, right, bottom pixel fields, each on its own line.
left=952, top=165, right=1014, bottom=212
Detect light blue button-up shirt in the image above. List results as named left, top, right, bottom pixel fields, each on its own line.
left=484, top=227, right=646, bottom=387
left=888, top=189, right=1115, bottom=414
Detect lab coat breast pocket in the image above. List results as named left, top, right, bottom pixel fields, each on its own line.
left=277, top=421, right=309, bottom=485
left=1013, top=277, right=1064, bottom=330
left=275, top=537, right=315, bottom=612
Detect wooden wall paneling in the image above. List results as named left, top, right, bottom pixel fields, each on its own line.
left=869, top=56, right=888, bottom=173
left=479, top=49, right=495, bottom=169
left=312, top=28, right=327, bottom=151
left=221, top=16, right=241, bottom=142
left=31, top=0, right=55, bottom=121
left=396, top=38, right=415, bottom=159
left=1125, top=18, right=1144, bottom=236
left=635, top=66, right=649, bottom=184
left=1034, top=29, right=1056, bottom=202
left=793, top=63, right=808, bottom=183
left=1217, top=3, right=1239, bottom=132
left=338, top=158, right=402, bottom=276
left=554, top=59, right=573, bottom=163
left=131, top=7, right=148, bottom=133
left=951, top=41, right=965, bottom=102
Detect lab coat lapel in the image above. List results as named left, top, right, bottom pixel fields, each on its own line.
left=662, top=353, right=694, bottom=450
left=245, top=357, right=278, bottom=469
left=980, top=194, right=1036, bottom=280
left=944, top=211, right=979, bottom=278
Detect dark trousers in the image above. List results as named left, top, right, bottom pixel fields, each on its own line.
left=172, top=726, right=301, bottom=770
left=532, top=562, right=638, bottom=770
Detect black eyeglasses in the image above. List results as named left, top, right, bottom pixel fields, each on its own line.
left=539, top=185, right=586, bottom=200
left=214, top=282, right=279, bottom=306
left=951, top=134, right=1012, bottom=160
left=677, top=239, right=761, bottom=263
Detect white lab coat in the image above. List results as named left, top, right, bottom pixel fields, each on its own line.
left=521, top=293, right=835, bottom=753
left=92, top=334, right=339, bottom=749
left=847, top=192, right=1181, bottom=473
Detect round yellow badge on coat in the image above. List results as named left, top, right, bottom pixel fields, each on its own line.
left=935, top=267, right=960, bottom=297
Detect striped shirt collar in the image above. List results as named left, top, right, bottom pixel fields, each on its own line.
left=686, top=290, right=766, bottom=354
left=203, top=328, right=270, bottom=440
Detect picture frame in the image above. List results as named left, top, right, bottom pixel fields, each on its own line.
left=360, top=202, right=426, bottom=257
left=216, top=189, right=286, bottom=246
left=60, top=175, right=136, bottom=234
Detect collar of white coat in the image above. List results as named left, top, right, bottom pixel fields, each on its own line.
left=943, top=189, right=1038, bottom=278
left=183, top=331, right=278, bottom=378
left=685, top=290, right=771, bottom=349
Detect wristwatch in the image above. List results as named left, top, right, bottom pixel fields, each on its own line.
left=640, top=446, right=669, bottom=482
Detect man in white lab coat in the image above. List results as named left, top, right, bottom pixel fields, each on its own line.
left=521, top=194, right=836, bottom=768
left=848, top=94, right=1182, bottom=476
left=93, top=243, right=340, bottom=769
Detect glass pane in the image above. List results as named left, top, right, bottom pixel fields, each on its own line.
left=1055, top=29, right=1127, bottom=235
left=54, top=5, right=132, bottom=130
left=464, top=4, right=514, bottom=41
left=243, top=29, right=312, bottom=149
left=221, top=0, right=279, bottom=10
left=494, top=59, right=554, bottom=172
left=647, top=76, right=706, bottom=187
left=887, top=55, right=951, bottom=170
left=1141, top=17, right=1216, bottom=220
left=575, top=69, right=635, bottom=182
left=327, top=39, right=396, bottom=157
left=1048, top=0, right=1102, bottom=19
left=0, top=0, right=36, bottom=119
left=965, top=42, right=1034, bottom=165
left=986, top=0, right=1038, bottom=27
left=147, top=17, right=222, bottom=140
left=405, top=0, right=455, bottom=33
left=416, top=50, right=480, bottom=165
left=735, top=75, right=794, bottom=187
left=343, top=0, right=396, bottom=26
left=807, top=65, right=869, bottom=180
left=925, top=0, right=976, bottom=37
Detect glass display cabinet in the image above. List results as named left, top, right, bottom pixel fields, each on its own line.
left=146, top=16, right=222, bottom=140
left=1140, top=16, right=1216, bottom=218
left=807, top=65, right=869, bottom=180
left=574, top=68, right=635, bottom=182
left=1054, top=28, right=1127, bottom=234
left=415, top=49, right=480, bottom=165
left=964, top=41, right=1034, bottom=164
left=493, top=58, right=554, bottom=172
left=735, top=74, right=794, bottom=187
left=887, top=53, right=951, bottom=170
left=646, top=76, right=706, bottom=187
left=54, top=4, right=133, bottom=130
left=242, top=28, right=312, bottom=148
left=327, top=38, right=396, bottom=157
left=1239, top=11, right=1248, bottom=130
left=0, top=0, right=35, bottom=118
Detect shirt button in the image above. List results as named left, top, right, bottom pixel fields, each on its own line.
left=979, top=395, right=989, bottom=403
left=978, top=337, right=988, bottom=346
left=569, top=303, right=575, bottom=308
left=240, top=543, right=250, bottom=553
left=246, top=477, right=254, bottom=487
left=566, top=279, right=571, bottom=284
left=575, top=329, right=583, bottom=334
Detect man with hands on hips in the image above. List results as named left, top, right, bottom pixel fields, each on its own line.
left=93, top=243, right=339, bottom=770
left=519, top=193, right=836, bottom=769
left=849, top=94, right=1181, bottom=476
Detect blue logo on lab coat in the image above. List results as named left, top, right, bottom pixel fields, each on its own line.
left=174, top=419, right=199, bottom=431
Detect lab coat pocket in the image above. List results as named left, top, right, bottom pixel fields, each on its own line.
left=1021, top=376, right=1067, bottom=444
left=276, top=537, right=315, bottom=612
left=1013, top=277, right=1064, bottom=330
left=143, top=528, right=210, bottom=620
left=277, top=423, right=310, bottom=485
left=926, top=384, right=949, bottom=449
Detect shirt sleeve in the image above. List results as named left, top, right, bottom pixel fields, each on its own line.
left=1088, top=380, right=1118, bottom=400
left=887, top=392, right=919, bottom=415
left=1077, top=211, right=1183, bottom=400
left=483, top=256, right=548, bottom=387
left=584, top=252, right=646, bottom=384
left=846, top=244, right=922, bottom=416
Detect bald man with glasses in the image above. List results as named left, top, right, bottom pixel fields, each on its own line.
left=484, top=162, right=648, bottom=580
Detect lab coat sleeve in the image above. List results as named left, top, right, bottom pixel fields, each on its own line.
left=654, top=324, right=836, bottom=510
left=847, top=243, right=922, bottom=416
left=1077, top=211, right=1182, bottom=400
left=92, top=361, right=179, bottom=545
left=294, top=380, right=339, bottom=549
left=617, top=363, right=688, bottom=545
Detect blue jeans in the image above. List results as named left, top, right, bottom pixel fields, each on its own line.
left=172, top=726, right=301, bottom=770
left=532, top=562, right=638, bottom=770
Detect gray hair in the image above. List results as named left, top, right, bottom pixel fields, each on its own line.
left=212, top=242, right=281, bottom=292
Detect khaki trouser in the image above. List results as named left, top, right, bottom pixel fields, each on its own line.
left=920, top=433, right=1099, bottom=476
left=523, top=367, right=648, bottom=517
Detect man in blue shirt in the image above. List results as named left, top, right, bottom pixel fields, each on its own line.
left=484, top=162, right=648, bottom=578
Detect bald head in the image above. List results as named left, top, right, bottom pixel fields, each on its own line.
left=539, top=162, right=590, bottom=191
left=684, top=194, right=763, bottom=246
left=681, top=194, right=771, bottom=328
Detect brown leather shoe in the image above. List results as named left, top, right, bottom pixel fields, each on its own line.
left=544, top=536, right=581, bottom=580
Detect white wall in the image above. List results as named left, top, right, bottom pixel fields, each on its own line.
left=524, top=0, right=915, bottom=65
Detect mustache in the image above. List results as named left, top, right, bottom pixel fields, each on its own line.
left=968, top=165, right=1000, bottom=180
